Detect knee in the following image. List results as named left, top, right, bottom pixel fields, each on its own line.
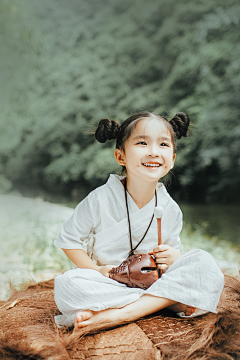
left=187, top=249, right=223, bottom=272
left=197, top=249, right=215, bottom=262
left=54, top=272, right=66, bottom=294
left=54, top=272, right=70, bottom=312
left=189, top=249, right=216, bottom=265
left=193, top=249, right=224, bottom=284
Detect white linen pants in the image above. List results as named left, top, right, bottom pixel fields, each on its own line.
left=54, top=249, right=224, bottom=327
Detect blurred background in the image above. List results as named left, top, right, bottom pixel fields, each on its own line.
left=0, top=0, right=239, bottom=299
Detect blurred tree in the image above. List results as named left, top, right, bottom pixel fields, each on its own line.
left=0, top=0, right=239, bottom=202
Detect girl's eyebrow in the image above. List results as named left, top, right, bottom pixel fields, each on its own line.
left=133, top=135, right=171, bottom=141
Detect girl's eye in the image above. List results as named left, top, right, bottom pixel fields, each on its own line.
left=160, top=142, right=169, bottom=147
left=137, top=141, right=147, bottom=145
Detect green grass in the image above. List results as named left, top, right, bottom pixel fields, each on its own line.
left=0, top=195, right=73, bottom=296
left=181, top=222, right=239, bottom=264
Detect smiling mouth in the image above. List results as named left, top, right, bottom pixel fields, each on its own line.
left=142, top=163, right=161, bottom=168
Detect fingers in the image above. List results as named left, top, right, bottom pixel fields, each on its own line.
left=154, top=252, right=168, bottom=259
left=153, top=244, right=169, bottom=252
left=155, top=257, right=169, bottom=270
left=106, top=265, right=115, bottom=276
left=148, top=245, right=169, bottom=266
left=157, top=263, right=168, bottom=270
left=153, top=253, right=169, bottom=270
left=149, top=245, right=169, bottom=254
left=149, top=246, right=181, bottom=270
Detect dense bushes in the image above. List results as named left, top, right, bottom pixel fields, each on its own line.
left=0, top=0, right=239, bottom=201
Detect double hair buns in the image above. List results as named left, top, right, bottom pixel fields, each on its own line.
left=169, top=112, right=190, bottom=139
left=95, top=118, right=120, bottom=143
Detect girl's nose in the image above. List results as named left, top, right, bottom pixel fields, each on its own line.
left=148, top=144, right=159, bottom=157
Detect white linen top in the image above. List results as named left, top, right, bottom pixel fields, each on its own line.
left=54, top=174, right=182, bottom=266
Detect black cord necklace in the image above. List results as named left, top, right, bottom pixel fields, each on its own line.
left=124, top=178, right=157, bottom=257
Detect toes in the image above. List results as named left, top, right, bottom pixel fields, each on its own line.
left=75, top=319, right=91, bottom=328
left=75, top=310, right=93, bottom=324
left=185, top=306, right=196, bottom=316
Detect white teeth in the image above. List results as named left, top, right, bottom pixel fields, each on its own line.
left=143, top=163, right=160, bottom=167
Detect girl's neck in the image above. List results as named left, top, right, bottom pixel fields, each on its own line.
left=124, top=176, right=158, bottom=209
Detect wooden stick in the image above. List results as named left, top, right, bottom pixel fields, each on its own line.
left=154, top=207, right=164, bottom=276
left=157, top=217, right=162, bottom=246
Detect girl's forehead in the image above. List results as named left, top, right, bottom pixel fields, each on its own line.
left=132, top=117, right=171, bottom=137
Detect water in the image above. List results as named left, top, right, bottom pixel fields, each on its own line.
left=19, top=189, right=240, bottom=251
left=180, top=203, right=240, bottom=250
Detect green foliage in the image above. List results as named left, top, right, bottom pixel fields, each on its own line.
left=0, top=0, right=239, bottom=201
left=0, top=175, right=12, bottom=194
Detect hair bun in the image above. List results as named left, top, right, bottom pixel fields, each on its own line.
left=95, top=118, right=120, bottom=143
left=169, top=112, right=190, bottom=139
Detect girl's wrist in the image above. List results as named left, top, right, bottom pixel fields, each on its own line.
left=97, top=265, right=107, bottom=274
left=98, top=265, right=115, bottom=277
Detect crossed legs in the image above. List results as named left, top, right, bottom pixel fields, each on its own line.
left=75, top=294, right=195, bottom=333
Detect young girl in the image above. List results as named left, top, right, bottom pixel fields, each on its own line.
left=54, top=111, right=224, bottom=332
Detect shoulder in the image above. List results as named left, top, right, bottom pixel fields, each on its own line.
left=87, top=177, right=114, bottom=200
left=71, top=183, right=110, bottom=227
left=80, top=174, right=121, bottom=208
left=89, top=174, right=124, bottom=199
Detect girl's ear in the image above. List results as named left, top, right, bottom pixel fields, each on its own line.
left=171, top=153, right=176, bottom=169
left=114, top=148, right=126, bottom=166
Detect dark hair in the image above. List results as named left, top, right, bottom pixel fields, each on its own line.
left=95, top=111, right=190, bottom=153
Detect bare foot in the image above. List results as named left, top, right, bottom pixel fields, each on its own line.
left=75, top=310, right=94, bottom=327
left=74, top=307, right=128, bottom=334
left=168, top=302, right=196, bottom=316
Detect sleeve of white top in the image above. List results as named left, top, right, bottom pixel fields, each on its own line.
left=54, top=192, right=96, bottom=252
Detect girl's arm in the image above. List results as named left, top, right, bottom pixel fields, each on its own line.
left=63, top=248, right=99, bottom=269
left=56, top=194, right=113, bottom=277
left=62, top=248, right=114, bottom=277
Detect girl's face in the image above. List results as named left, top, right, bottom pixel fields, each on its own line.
left=115, top=117, right=176, bottom=184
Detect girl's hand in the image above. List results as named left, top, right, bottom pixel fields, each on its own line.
left=98, top=265, right=115, bottom=277
left=148, top=245, right=181, bottom=271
